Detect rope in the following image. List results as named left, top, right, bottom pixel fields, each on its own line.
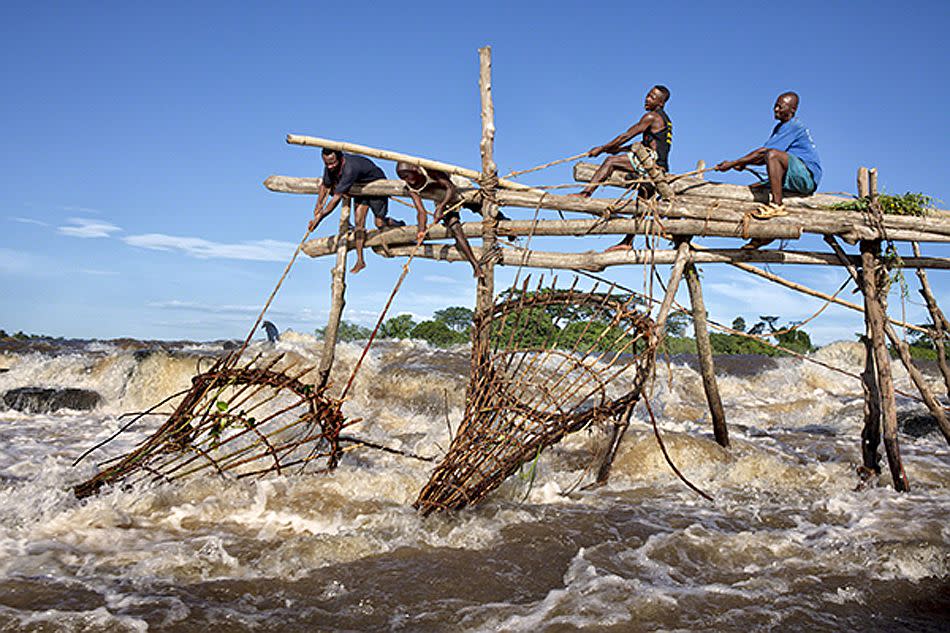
left=228, top=228, right=315, bottom=369
left=501, top=150, right=590, bottom=180
left=643, top=397, right=713, bottom=501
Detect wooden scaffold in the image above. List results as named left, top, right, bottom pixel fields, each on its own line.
left=265, top=46, right=950, bottom=508
left=75, top=46, right=949, bottom=510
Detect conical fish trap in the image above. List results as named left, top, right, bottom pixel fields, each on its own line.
left=415, top=280, right=656, bottom=515
left=74, top=353, right=348, bottom=498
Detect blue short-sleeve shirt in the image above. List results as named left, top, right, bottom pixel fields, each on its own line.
left=763, top=118, right=822, bottom=187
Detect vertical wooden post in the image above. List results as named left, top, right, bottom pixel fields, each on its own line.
left=316, top=198, right=351, bottom=390
left=595, top=240, right=691, bottom=484
left=684, top=262, right=729, bottom=447
left=857, top=166, right=870, bottom=199
left=854, top=168, right=882, bottom=475
left=696, top=160, right=705, bottom=180
left=475, top=46, right=498, bottom=350
left=861, top=238, right=909, bottom=491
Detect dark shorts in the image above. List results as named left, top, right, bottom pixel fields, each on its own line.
left=450, top=201, right=508, bottom=224
left=354, top=196, right=389, bottom=219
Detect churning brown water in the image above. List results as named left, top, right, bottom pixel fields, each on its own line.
left=0, top=334, right=947, bottom=631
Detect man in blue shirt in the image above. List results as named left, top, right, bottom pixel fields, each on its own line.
left=716, top=92, right=821, bottom=204
left=715, top=92, right=821, bottom=247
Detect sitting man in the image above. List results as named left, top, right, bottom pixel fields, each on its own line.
left=575, top=84, right=672, bottom=252
left=396, top=161, right=487, bottom=279
left=715, top=91, right=822, bottom=248
left=309, top=149, right=404, bottom=274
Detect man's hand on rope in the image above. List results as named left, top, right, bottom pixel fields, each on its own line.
left=714, top=160, right=738, bottom=172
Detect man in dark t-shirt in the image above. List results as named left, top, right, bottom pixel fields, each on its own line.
left=574, top=85, right=673, bottom=252
left=309, top=149, right=404, bottom=273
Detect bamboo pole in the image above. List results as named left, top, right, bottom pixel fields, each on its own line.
left=285, top=134, right=540, bottom=193
left=475, top=46, right=499, bottom=351
left=316, top=199, right=351, bottom=390
left=912, top=242, right=950, bottom=395
left=684, top=262, right=729, bottom=447
left=860, top=239, right=909, bottom=491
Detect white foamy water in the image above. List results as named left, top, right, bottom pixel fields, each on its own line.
left=0, top=336, right=947, bottom=631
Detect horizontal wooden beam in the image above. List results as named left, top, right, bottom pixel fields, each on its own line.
left=575, top=161, right=950, bottom=225
left=371, top=244, right=950, bottom=271
left=266, top=175, right=950, bottom=243
left=301, top=218, right=802, bottom=258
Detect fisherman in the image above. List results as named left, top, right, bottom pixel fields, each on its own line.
left=309, top=149, right=405, bottom=274
left=397, top=161, right=512, bottom=280
left=261, top=320, right=279, bottom=344
left=714, top=91, right=822, bottom=248
left=574, top=85, right=672, bottom=252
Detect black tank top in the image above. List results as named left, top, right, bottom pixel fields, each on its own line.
left=643, top=108, right=672, bottom=171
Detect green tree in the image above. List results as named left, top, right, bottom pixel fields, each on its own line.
left=411, top=320, right=468, bottom=347
left=433, top=307, right=474, bottom=333
left=491, top=308, right=559, bottom=349
left=560, top=320, right=635, bottom=353
left=379, top=314, right=417, bottom=339
left=731, top=316, right=746, bottom=332
left=316, top=321, right=371, bottom=342
left=775, top=328, right=813, bottom=354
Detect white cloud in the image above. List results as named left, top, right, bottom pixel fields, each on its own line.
left=10, top=217, right=50, bottom=227
left=58, top=217, right=122, bottom=238
left=123, top=234, right=295, bottom=262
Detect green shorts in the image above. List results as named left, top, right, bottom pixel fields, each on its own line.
left=783, top=154, right=817, bottom=194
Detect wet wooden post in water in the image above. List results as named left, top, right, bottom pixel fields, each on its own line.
left=475, top=46, right=499, bottom=350
left=859, top=169, right=909, bottom=490
left=855, top=167, right=882, bottom=476
left=316, top=198, right=351, bottom=390
left=684, top=260, right=729, bottom=447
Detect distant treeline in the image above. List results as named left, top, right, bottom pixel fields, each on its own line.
left=316, top=303, right=948, bottom=362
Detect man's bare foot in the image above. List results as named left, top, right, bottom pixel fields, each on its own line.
left=350, top=260, right=366, bottom=274
left=605, top=242, right=633, bottom=253
left=473, top=267, right=485, bottom=280
left=741, top=238, right=774, bottom=250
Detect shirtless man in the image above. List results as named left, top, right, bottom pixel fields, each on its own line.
left=396, top=161, right=485, bottom=279
left=309, top=149, right=404, bottom=273
left=715, top=92, right=822, bottom=248
left=575, top=85, right=672, bottom=252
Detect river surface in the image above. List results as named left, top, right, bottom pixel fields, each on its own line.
left=0, top=334, right=947, bottom=632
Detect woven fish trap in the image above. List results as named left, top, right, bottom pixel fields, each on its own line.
left=74, top=352, right=348, bottom=499
left=415, top=280, right=657, bottom=515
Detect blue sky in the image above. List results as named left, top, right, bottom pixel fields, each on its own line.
left=1, top=1, right=947, bottom=344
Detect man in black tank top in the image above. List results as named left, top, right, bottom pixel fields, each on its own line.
left=575, top=85, right=672, bottom=251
